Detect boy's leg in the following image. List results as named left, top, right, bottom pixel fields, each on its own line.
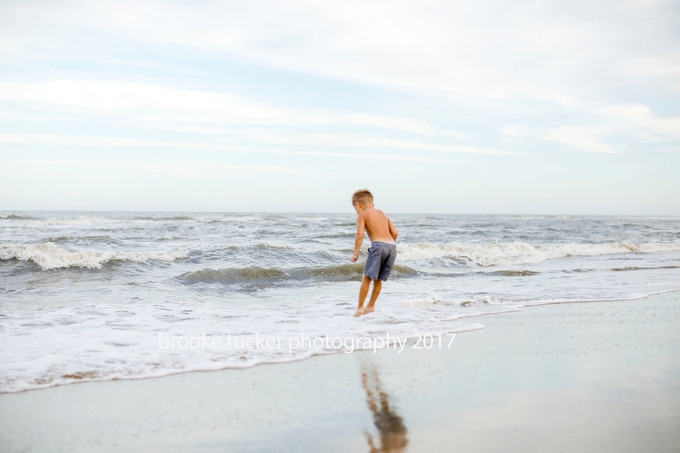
left=364, top=279, right=382, bottom=314
left=354, top=275, right=372, bottom=317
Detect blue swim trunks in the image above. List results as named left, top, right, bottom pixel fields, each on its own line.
left=364, top=242, right=397, bottom=281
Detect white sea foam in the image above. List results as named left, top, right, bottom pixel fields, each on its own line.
left=44, top=216, right=115, bottom=225
left=397, top=241, right=680, bottom=266
left=0, top=298, right=487, bottom=393
left=0, top=242, right=188, bottom=270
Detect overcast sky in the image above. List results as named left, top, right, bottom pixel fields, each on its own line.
left=1, top=0, right=679, bottom=214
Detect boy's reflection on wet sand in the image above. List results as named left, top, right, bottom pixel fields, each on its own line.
left=360, top=364, right=409, bottom=453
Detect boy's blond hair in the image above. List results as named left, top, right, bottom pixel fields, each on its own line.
left=352, top=189, right=373, bottom=206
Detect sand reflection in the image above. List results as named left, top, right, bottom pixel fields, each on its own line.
left=360, top=364, right=409, bottom=453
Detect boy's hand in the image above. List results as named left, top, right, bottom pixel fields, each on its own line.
left=350, top=253, right=359, bottom=262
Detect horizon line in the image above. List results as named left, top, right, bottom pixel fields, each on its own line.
left=2, top=210, right=679, bottom=217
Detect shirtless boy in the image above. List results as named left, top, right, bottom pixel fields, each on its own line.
left=350, top=189, right=398, bottom=317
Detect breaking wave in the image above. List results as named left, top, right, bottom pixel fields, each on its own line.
left=178, top=263, right=418, bottom=285
left=132, top=215, right=194, bottom=221
left=0, top=213, right=34, bottom=220
left=397, top=242, right=680, bottom=266
left=487, top=269, right=540, bottom=277
left=0, top=243, right=188, bottom=270
left=611, top=265, right=679, bottom=272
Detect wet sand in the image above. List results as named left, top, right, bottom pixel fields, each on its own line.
left=1, top=292, right=679, bottom=452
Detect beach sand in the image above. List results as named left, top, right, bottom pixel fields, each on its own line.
left=1, top=292, right=679, bottom=453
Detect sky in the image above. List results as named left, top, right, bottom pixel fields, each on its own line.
left=0, top=0, right=679, bottom=214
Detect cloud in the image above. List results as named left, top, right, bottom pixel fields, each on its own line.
left=0, top=80, right=434, bottom=134
left=599, top=104, right=680, bottom=138
left=0, top=133, right=225, bottom=150
left=2, top=1, right=679, bottom=145
left=209, top=131, right=513, bottom=155
left=545, top=126, right=616, bottom=154
left=437, top=130, right=468, bottom=140
left=255, top=148, right=467, bottom=164
left=499, top=125, right=533, bottom=137
left=0, top=133, right=474, bottom=164
left=0, top=159, right=320, bottom=177
left=3, top=0, right=679, bottom=107
left=0, top=131, right=512, bottom=156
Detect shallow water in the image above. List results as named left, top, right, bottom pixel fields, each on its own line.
left=1, top=212, right=679, bottom=392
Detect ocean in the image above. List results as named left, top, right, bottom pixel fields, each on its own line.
left=1, top=212, right=679, bottom=393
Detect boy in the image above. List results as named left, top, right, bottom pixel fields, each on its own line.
left=350, top=189, right=398, bottom=317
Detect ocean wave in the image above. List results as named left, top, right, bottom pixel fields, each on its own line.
left=1, top=214, right=197, bottom=224
left=178, top=263, right=418, bottom=285
left=45, top=216, right=113, bottom=225
left=133, top=215, right=194, bottom=221
left=317, top=233, right=355, bottom=239
left=397, top=241, right=680, bottom=266
left=42, top=235, right=124, bottom=245
left=487, top=269, right=540, bottom=277
left=179, top=266, right=288, bottom=285
left=611, top=265, right=679, bottom=272
left=221, top=243, right=291, bottom=251
left=0, top=213, right=34, bottom=220
left=0, top=243, right=188, bottom=270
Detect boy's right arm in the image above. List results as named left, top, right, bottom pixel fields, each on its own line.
left=388, top=218, right=398, bottom=241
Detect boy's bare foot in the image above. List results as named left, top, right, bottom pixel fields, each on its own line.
left=364, top=306, right=375, bottom=314
left=354, top=308, right=364, bottom=317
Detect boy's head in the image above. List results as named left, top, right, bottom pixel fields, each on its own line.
left=352, top=189, right=374, bottom=211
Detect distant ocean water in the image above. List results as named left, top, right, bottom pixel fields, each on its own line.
left=1, top=212, right=679, bottom=392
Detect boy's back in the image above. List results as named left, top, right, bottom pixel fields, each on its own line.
left=358, top=207, right=397, bottom=244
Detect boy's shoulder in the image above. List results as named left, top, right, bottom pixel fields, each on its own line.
left=360, top=207, right=386, bottom=219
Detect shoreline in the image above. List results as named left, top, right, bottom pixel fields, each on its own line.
left=2, top=292, right=679, bottom=452
left=1, top=289, right=679, bottom=395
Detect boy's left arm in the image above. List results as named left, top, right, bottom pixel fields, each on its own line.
left=351, top=215, right=366, bottom=262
